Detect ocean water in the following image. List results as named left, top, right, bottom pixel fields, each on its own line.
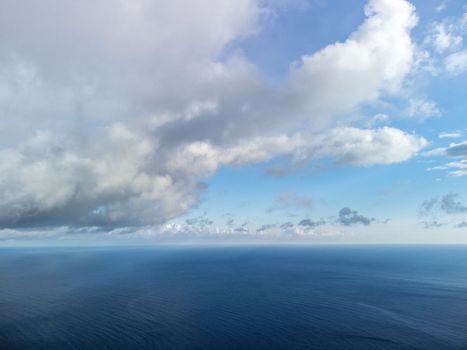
left=1, top=246, right=467, bottom=350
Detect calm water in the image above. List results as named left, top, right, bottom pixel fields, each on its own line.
left=1, top=245, right=467, bottom=349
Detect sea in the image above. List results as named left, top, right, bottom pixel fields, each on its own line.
left=0, top=245, right=466, bottom=349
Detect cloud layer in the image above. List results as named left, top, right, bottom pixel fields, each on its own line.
left=0, top=0, right=426, bottom=231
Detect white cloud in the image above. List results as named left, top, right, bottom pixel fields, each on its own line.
left=422, top=12, right=467, bottom=75
left=0, top=0, right=425, bottom=231
left=439, top=131, right=463, bottom=138
left=289, top=0, right=418, bottom=125
left=424, top=141, right=467, bottom=177
left=445, top=49, right=467, bottom=74
left=296, top=127, right=427, bottom=166
left=427, top=22, right=463, bottom=53
left=435, top=1, right=447, bottom=13
left=404, top=98, right=441, bottom=119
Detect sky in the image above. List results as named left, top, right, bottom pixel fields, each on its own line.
left=1, top=0, right=467, bottom=245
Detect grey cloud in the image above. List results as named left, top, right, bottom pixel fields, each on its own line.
left=445, top=142, right=467, bottom=157
left=298, top=218, right=325, bottom=228
left=234, top=226, right=249, bottom=234
left=421, top=220, right=444, bottom=229
left=186, top=215, right=213, bottom=227
left=337, top=207, right=373, bottom=226
left=440, top=193, right=467, bottom=214
left=421, top=193, right=467, bottom=216
left=421, top=197, right=438, bottom=214
left=233, top=221, right=249, bottom=233
left=455, top=221, right=467, bottom=228
left=256, top=224, right=276, bottom=233
left=280, top=222, right=294, bottom=230
left=425, top=141, right=467, bottom=177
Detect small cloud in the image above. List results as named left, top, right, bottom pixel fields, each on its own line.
left=440, top=193, right=467, bottom=214
left=420, top=193, right=467, bottom=216
left=366, top=113, right=391, bottom=128
left=446, top=160, right=467, bottom=177
left=435, top=1, right=447, bottom=13
left=421, top=220, right=444, bottom=229
left=455, top=221, right=467, bottom=228
left=185, top=213, right=213, bottom=227
left=445, top=141, right=467, bottom=157
left=445, top=50, right=467, bottom=75
left=425, top=21, right=462, bottom=53
left=337, top=207, right=374, bottom=226
left=185, top=218, right=198, bottom=225
left=404, top=98, right=441, bottom=120
left=256, top=224, right=276, bottom=233
left=280, top=222, right=294, bottom=230
left=298, top=218, right=325, bottom=228
left=423, top=147, right=447, bottom=157
left=439, top=131, right=463, bottom=139
left=424, top=141, right=467, bottom=176
left=421, top=197, right=439, bottom=215
left=234, top=226, right=249, bottom=234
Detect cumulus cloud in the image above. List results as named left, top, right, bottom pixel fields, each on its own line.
left=0, top=0, right=426, bottom=232
left=296, top=127, right=427, bottom=166
left=289, top=0, right=418, bottom=122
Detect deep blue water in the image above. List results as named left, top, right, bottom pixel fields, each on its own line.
left=1, top=245, right=467, bottom=349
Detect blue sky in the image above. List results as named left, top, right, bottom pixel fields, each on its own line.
left=0, top=0, right=467, bottom=244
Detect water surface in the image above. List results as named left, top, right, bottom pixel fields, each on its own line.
left=1, top=245, right=466, bottom=349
